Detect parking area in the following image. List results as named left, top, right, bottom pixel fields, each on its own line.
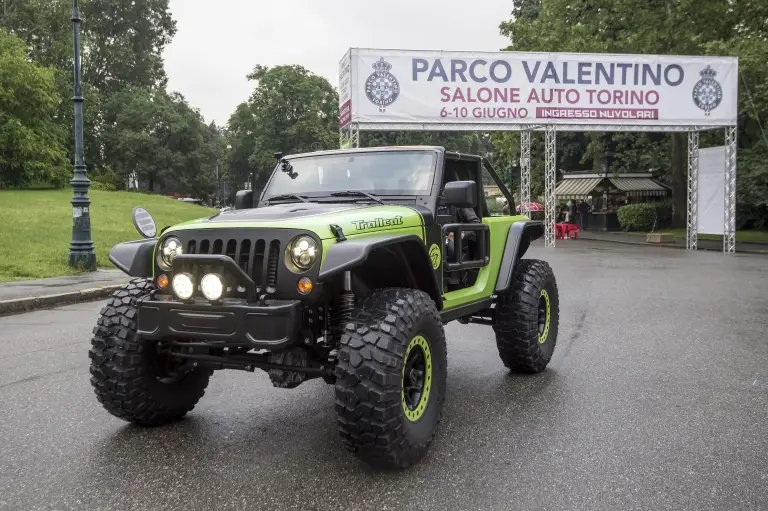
left=1, top=240, right=767, bottom=510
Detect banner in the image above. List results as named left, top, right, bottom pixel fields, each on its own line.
left=339, top=48, right=738, bottom=130
left=338, top=50, right=352, bottom=129
left=697, top=146, right=726, bottom=235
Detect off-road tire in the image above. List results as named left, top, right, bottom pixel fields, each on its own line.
left=335, top=288, right=447, bottom=469
left=493, top=259, right=559, bottom=373
left=89, top=278, right=212, bottom=426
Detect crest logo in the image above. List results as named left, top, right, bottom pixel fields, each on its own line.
left=365, top=58, right=400, bottom=112
left=692, top=66, right=723, bottom=116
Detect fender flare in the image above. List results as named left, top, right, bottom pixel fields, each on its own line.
left=494, top=221, right=544, bottom=293
left=109, top=239, right=156, bottom=277
left=318, top=234, right=443, bottom=309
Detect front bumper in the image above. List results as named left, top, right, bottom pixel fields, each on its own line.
left=137, top=295, right=302, bottom=350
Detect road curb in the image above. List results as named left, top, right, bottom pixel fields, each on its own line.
left=0, top=285, right=124, bottom=316
left=577, top=235, right=768, bottom=255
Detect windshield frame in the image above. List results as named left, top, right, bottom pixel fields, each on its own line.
left=260, top=148, right=441, bottom=203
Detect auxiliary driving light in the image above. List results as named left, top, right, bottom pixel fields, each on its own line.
left=200, top=273, right=224, bottom=301
left=172, top=272, right=194, bottom=300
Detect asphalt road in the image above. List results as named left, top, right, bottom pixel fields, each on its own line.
left=2, top=241, right=768, bottom=511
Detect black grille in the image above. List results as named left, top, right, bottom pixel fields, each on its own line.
left=185, top=235, right=280, bottom=292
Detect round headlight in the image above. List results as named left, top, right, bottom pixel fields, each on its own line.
left=200, top=273, right=224, bottom=301
left=158, top=236, right=183, bottom=270
left=288, top=235, right=317, bottom=271
left=172, top=272, right=194, bottom=300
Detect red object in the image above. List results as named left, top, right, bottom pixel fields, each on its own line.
left=339, top=99, right=352, bottom=128
left=516, top=202, right=545, bottom=212
left=566, top=224, right=580, bottom=239
left=555, top=223, right=580, bottom=240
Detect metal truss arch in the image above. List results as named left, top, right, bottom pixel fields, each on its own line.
left=686, top=132, right=699, bottom=250
left=544, top=125, right=557, bottom=248
left=724, top=126, right=737, bottom=254
left=520, top=130, right=531, bottom=218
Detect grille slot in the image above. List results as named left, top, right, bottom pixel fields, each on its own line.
left=267, top=240, right=280, bottom=291
left=225, top=240, right=237, bottom=259
left=252, top=239, right=266, bottom=289
left=237, top=240, right=251, bottom=272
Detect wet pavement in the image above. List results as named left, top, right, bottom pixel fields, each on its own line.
left=1, top=240, right=767, bottom=510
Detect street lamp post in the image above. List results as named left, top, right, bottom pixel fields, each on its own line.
left=215, top=139, right=220, bottom=208
left=68, top=0, right=96, bottom=270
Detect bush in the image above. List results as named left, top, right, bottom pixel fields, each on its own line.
left=90, top=169, right=124, bottom=190
left=91, top=181, right=117, bottom=191
left=617, top=203, right=665, bottom=232
left=486, top=198, right=504, bottom=215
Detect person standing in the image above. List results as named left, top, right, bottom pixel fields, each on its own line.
left=578, top=199, right=591, bottom=229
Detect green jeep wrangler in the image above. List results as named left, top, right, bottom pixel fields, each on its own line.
left=91, top=146, right=559, bottom=469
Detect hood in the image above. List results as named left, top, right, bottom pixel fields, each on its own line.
left=211, top=202, right=361, bottom=222
left=166, top=202, right=425, bottom=240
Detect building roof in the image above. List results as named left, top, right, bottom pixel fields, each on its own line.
left=609, top=177, right=668, bottom=195
left=555, top=176, right=669, bottom=199
left=554, top=178, right=602, bottom=199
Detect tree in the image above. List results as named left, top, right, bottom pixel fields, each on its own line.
left=2, top=0, right=178, bottom=182
left=3, top=0, right=175, bottom=92
left=226, top=65, right=339, bottom=191
left=102, top=88, right=212, bottom=194
left=0, top=29, right=68, bottom=187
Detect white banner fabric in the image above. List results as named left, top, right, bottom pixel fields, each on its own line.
left=697, top=146, right=726, bottom=235
left=340, top=48, right=738, bottom=130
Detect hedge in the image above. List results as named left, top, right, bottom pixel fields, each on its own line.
left=617, top=202, right=669, bottom=232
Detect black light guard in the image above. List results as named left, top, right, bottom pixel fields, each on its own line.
left=173, top=254, right=257, bottom=302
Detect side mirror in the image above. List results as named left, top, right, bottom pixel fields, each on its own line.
left=132, top=207, right=157, bottom=238
left=234, top=187, right=262, bottom=209
left=443, top=181, right=477, bottom=209
left=234, top=189, right=253, bottom=210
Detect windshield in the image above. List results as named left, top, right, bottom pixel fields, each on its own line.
left=263, top=151, right=437, bottom=199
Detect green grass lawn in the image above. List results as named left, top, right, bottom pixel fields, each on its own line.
left=0, top=189, right=215, bottom=282
left=624, top=228, right=768, bottom=243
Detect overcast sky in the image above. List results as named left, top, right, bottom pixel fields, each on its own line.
left=162, top=0, right=513, bottom=126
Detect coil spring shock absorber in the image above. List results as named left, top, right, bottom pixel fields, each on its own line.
left=336, top=271, right=355, bottom=339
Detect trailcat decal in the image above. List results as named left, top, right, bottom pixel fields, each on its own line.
left=350, top=216, right=404, bottom=231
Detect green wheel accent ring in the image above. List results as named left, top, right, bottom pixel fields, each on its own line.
left=401, top=335, right=432, bottom=422
left=538, top=289, right=551, bottom=344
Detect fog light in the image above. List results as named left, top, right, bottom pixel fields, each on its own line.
left=297, top=277, right=313, bottom=295
left=156, top=274, right=169, bottom=289
left=200, top=273, right=224, bottom=301
left=172, top=272, right=194, bottom=300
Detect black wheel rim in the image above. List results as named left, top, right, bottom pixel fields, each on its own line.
left=401, top=335, right=433, bottom=422
left=403, top=346, right=426, bottom=411
left=537, top=289, right=551, bottom=344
